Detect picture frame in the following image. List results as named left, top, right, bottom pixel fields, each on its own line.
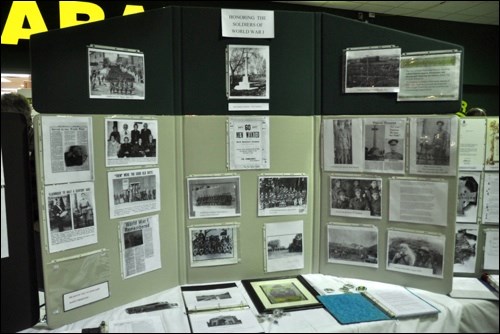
left=241, top=275, right=321, bottom=313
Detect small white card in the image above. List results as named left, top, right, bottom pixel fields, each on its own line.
left=63, top=282, right=109, bottom=311
left=221, top=9, right=274, bottom=38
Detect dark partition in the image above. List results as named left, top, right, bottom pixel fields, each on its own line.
left=322, top=14, right=463, bottom=116
left=1, top=112, right=39, bottom=333
left=31, top=8, right=176, bottom=115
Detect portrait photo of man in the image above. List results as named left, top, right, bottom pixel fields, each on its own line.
left=384, top=139, right=403, bottom=160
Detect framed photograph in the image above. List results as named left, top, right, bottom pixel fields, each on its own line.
left=105, top=118, right=158, bottom=167
left=330, top=176, right=382, bottom=219
left=187, top=176, right=241, bottom=219
left=88, top=45, right=145, bottom=100
left=241, top=276, right=321, bottom=313
left=226, top=44, right=269, bottom=99
left=189, top=224, right=238, bottom=267
left=258, top=176, right=307, bottom=216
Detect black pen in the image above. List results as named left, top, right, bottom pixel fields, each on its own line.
left=125, top=301, right=178, bottom=314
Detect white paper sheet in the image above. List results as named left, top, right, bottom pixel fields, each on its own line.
left=458, top=118, right=486, bottom=170
left=449, top=277, right=498, bottom=300
left=228, top=116, right=270, bottom=169
left=189, top=308, right=263, bottom=333
left=483, top=229, right=499, bottom=270
left=182, top=286, right=248, bottom=312
left=108, top=316, right=165, bottom=333
left=482, top=172, right=499, bottom=224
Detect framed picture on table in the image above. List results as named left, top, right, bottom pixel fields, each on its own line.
left=241, top=275, right=321, bottom=313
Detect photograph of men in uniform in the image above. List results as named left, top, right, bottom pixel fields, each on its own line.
left=384, top=139, right=403, bottom=160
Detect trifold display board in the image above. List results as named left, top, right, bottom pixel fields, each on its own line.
left=28, top=5, right=468, bottom=329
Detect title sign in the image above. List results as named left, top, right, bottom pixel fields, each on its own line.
left=221, top=9, right=274, bottom=39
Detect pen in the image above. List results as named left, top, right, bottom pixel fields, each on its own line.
left=125, top=301, right=178, bottom=314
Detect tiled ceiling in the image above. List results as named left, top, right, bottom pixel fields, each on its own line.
left=279, top=1, right=499, bottom=25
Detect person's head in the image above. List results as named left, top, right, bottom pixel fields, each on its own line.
left=371, top=191, right=379, bottom=200
left=388, top=139, right=398, bottom=152
left=466, top=107, right=487, bottom=117
left=138, top=137, right=143, bottom=145
left=123, top=136, right=129, bottom=143
left=81, top=193, right=86, bottom=199
left=123, top=123, right=128, bottom=130
left=354, top=187, right=362, bottom=197
left=436, top=120, right=444, bottom=128
left=399, top=243, right=410, bottom=254
left=334, top=179, right=341, bottom=187
left=370, top=180, right=377, bottom=188
left=133, top=123, right=138, bottom=129
left=339, top=190, right=346, bottom=199
left=143, top=123, right=148, bottom=129
left=1, top=92, right=32, bottom=127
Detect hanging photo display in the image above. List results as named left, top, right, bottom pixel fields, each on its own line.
left=188, top=224, right=239, bottom=267
left=228, top=116, right=270, bottom=170
left=45, top=182, right=98, bottom=253
left=88, top=45, right=145, bottom=100
left=482, top=172, right=499, bottom=224
left=330, top=176, right=382, bottom=219
left=453, top=224, right=478, bottom=274
left=387, top=229, right=445, bottom=278
left=187, top=175, right=241, bottom=219
left=226, top=44, right=269, bottom=99
left=485, top=117, right=499, bottom=171
left=41, top=115, right=94, bottom=184
left=258, top=175, right=308, bottom=216
left=264, top=220, right=304, bottom=272
left=105, top=118, right=158, bottom=167
left=323, top=118, right=363, bottom=172
left=458, top=118, right=486, bottom=171
left=327, top=223, right=378, bottom=268
left=363, top=118, right=406, bottom=174
left=343, top=46, right=401, bottom=93
left=456, top=172, right=480, bottom=223
left=398, top=51, right=461, bottom=101
left=107, top=168, right=160, bottom=219
left=409, top=116, right=458, bottom=175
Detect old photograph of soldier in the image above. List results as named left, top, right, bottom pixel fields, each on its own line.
left=323, top=118, right=364, bottom=172
left=328, top=224, right=378, bottom=268
left=187, top=176, right=240, bottom=219
left=105, top=118, right=158, bottom=167
left=330, top=176, right=382, bottom=219
left=265, top=220, right=304, bottom=272
left=88, top=46, right=145, bottom=100
left=258, top=176, right=307, bottom=216
left=456, top=173, right=480, bottom=223
left=410, top=117, right=458, bottom=176
left=387, top=229, right=445, bottom=278
left=453, top=224, right=478, bottom=274
left=344, top=46, right=401, bottom=93
left=227, top=45, right=269, bottom=99
left=189, top=225, right=238, bottom=267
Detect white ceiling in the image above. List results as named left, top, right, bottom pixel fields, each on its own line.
left=279, top=1, right=499, bottom=25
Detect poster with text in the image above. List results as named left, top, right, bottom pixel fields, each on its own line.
left=228, top=116, right=270, bottom=170
left=458, top=118, right=486, bottom=171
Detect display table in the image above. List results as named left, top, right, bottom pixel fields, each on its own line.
left=20, top=274, right=499, bottom=333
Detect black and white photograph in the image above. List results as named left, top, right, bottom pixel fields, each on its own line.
left=323, top=118, right=364, bottom=172
left=189, top=225, right=238, bottom=267
left=226, top=45, right=269, bottom=99
left=364, top=118, right=406, bottom=174
left=187, top=176, right=240, bottom=219
left=188, top=309, right=263, bottom=333
left=409, top=117, right=458, bottom=175
left=181, top=283, right=248, bottom=312
left=88, top=46, right=145, bottom=99
left=45, top=182, right=98, bottom=253
left=327, top=224, right=378, bottom=268
left=344, top=46, right=401, bottom=93
left=258, top=176, right=307, bottom=216
left=454, top=224, right=478, bottom=273
left=119, top=215, right=161, bottom=279
left=485, top=117, right=499, bottom=171
left=456, top=173, right=480, bottom=223
left=387, top=229, right=445, bottom=278
left=105, top=118, right=158, bottom=167
left=107, top=168, right=160, bottom=219
left=41, top=116, right=94, bottom=184
left=330, top=176, right=382, bottom=219
left=265, top=220, right=304, bottom=272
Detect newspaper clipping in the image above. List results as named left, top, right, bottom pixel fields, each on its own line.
left=323, top=118, right=364, bottom=172
left=45, top=182, right=97, bottom=253
left=108, top=168, right=160, bottom=219
left=228, top=116, right=270, bottom=170
left=42, top=116, right=93, bottom=184
left=330, top=176, right=382, bottom=219
left=327, top=223, right=378, bottom=268
left=119, top=215, right=161, bottom=279
left=364, top=118, right=406, bottom=174
left=387, top=229, right=445, bottom=278
left=105, top=118, right=158, bottom=167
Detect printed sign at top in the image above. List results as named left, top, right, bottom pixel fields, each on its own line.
left=221, top=9, right=274, bottom=38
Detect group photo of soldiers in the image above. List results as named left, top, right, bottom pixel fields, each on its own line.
left=188, top=177, right=240, bottom=218
left=191, top=228, right=234, bottom=259
left=259, top=177, right=307, bottom=210
left=331, top=177, right=382, bottom=217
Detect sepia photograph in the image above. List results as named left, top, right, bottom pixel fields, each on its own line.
left=387, top=229, right=445, bottom=278
left=88, top=46, right=145, bottom=99
left=227, top=45, right=269, bottom=99
left=328, top=224, right=378, bottom=268
left=105, top=118, right=158, bottom=167
left=330, top=176, right=382, bottom=219
left=189, top=225, right=238, bottom=267
left=258, top=176, right=307, bottom=216
left=187, top=176, right=240, bottom=219
left=344, top=46, right=401, bottom=93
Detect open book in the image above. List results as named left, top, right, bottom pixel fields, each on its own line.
left=449, top=277, right=499, bottom=300
left=360, top=286, right=439, bottom=318
left=181, top=283, right=249, bottom=313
